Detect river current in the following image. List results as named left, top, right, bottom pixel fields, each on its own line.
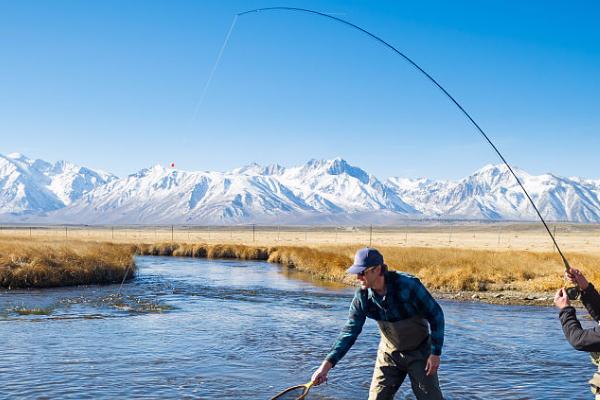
left=0, top=256, right=594, bottom=399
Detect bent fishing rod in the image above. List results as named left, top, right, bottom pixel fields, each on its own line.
left=232, top=7, right=578, bottom=297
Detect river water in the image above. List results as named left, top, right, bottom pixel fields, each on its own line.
left=0, top=256, right=595, bottom=399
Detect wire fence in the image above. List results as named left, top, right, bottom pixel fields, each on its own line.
left=1, top=224, right=599, bottom=253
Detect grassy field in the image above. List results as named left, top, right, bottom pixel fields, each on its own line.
left=1, top=224, right=599, bottom=298
left=2, top=223, right=599, bottom=255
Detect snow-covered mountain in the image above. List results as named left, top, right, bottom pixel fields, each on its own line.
left=41, top=158, right=418, bottom=224
left=1, top=153, right=599, bottom=224
left=0, top=153, right=116, bottom=215
left=387, top=164, right=600, bottom=223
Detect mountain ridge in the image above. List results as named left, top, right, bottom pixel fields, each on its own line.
left=1, top=153, right=599, bottom=224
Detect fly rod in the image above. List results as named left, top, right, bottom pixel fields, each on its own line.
left=233, top=7, right=578, bottom=298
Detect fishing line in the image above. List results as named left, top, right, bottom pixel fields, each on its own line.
left=191, top=14, right=239, bottom=122
left=232, top=7, right=576, bottom=286
left=117, top=261, right=134, bottom=297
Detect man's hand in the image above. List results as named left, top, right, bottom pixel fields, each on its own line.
left=425, top=354, right=440, bottom=376
left=311, top=360, right=333, bottom=386
left=565, top=268, right=589, bottom=291
left=554, top=287, right=571, bottom=310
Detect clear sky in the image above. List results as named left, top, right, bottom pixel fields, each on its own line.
left=1, top=1, right=598, bottom=180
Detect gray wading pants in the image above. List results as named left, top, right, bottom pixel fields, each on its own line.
left=590, top=352, right=600, bottom=399
left=368, top=317, right=444, bottom=400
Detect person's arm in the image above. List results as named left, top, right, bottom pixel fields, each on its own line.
left=556, top=287, right=600, bottom=352
left=412, top=278, right=445, bottom=356
left=312, top=291, right=367, bottom=385
left=581, top=284, right=600, bottom=322
left=325, top=292, right=367, bottom=366
left=412, top=277, right=445, bottom=376
left=559, top=306, right=600, bottom=352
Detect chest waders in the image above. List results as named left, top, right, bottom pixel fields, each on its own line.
left=590, top=350, right=600, bottom=398
left=377, top=316, right=429, bottom=352
left=590, top=319, right=600, bottom=398
left=369, top=317, right=443, bottom=400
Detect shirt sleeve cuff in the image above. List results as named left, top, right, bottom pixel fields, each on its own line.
left=325, top=354, right=338, bottom=368
left=559, top=306, right=576, bottom=318
left=581, top=283, right=596, bottom=298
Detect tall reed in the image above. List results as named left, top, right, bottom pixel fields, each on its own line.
left=3, top=236, right=598, bottom=293
left=133, top=242, right=600, bottom=292
left=0, top=239, right=135, bottom=288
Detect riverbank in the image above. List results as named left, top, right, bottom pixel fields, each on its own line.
left=133, top=242, right=600, bottom=306
left=2, top=237, right=597, bottom=305
left=0, top=238, right=135, bottom=288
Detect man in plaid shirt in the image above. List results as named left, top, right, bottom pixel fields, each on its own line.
left=312, top=247, right=445, bottom=400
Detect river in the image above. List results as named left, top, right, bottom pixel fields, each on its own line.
left=0, top=256, right=594, bottom=399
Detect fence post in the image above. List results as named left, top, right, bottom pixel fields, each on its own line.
left=171, top=225, right=174, bottom=242
left=252, top=224, right=256, bottom=242
left=369, top=225, right=373, bottom=247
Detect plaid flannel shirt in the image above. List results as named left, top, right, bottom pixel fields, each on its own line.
left=326, top=271, right=444, bottom=367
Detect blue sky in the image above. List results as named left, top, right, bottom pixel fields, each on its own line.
left=1, top=1, right=598, bottom=180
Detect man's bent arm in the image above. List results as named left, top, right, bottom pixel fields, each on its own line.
left=559, top=306, right=600, bottom=352
left=325, top=293, right=367, bottom=367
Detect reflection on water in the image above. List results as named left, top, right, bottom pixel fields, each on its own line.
left=0, top=256, right=595, bottom=399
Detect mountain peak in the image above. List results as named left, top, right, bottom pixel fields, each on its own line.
left=473, top=163, right=527, bottom=177
left=231, top=162, right=285, bottom=176
left=131, top=164, right=168, bottom=178
left=7, top=152, right=28, bottom=160
left=301, top=158, right=371, bottom=184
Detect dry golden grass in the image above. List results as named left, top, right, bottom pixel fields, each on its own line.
left=134, top=242, right=351, bottom=282
left=0, top=238, right=135, bottom=288
left=134, top=242, right=269, bottom=260
left=3, top=225, right=599, bottom=293
left=267, top=246, right=350, bottom=282
left=131, top=241, right=600, bottom=293
left=319, top=245, right=600, bottom=292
